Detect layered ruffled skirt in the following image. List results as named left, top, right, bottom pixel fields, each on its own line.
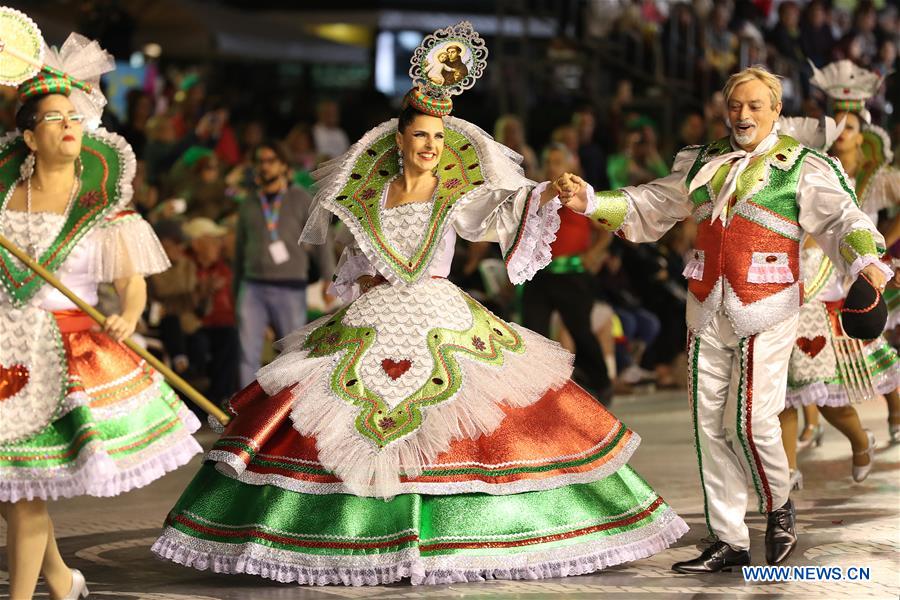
left=0, top=310, right=202, bottom=502
left=153, top=280, right=686, bottom=585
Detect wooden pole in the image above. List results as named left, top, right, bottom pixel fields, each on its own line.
left=0, top=233, right=230, bottom=425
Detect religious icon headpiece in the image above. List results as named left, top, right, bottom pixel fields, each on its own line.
left=402, top=21, right=488, bottom=117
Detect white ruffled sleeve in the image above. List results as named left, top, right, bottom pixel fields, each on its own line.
left=329, top=246, right=376, bottom=303
left=452, top=182, right=561, bottom=285
left=93, top=211, right=171, bottom=282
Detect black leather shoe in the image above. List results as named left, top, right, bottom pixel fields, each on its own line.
left=672, top=541, right=751, bottom=574
left=766, top=498, right=797, bottom=565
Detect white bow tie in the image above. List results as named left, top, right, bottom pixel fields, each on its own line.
left=688, top=131, right=779, bottom=223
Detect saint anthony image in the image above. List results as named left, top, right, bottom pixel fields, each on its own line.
left=441, top=44, right=469, bottom=84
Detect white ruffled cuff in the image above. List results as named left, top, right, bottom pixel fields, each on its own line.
left=93, top=214, right=171, bottom=282
left=504, top=181, right=562, bottom=285
left=329, top=252, right=376, bottom=303
left=849, top=255, right=893, bottom=284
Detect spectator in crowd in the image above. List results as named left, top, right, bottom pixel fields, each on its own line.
left=522, top=143, right=613, bottom=403
left=873, top=37, right=897, bottom=81
left=676, top=110, right=707, bottom=150
left=606, top=116, right=670, bottom=189
left=703, top=3, right=739, bottom=90
left=171, top=74, right=207, bottom=137
left=551, top=124, right=583, bottom=174
left=148, top=220, right=198, bottom=378
left=661, top=2, right=703, bottom=85
left=284, top=122, right=318, bottom=172
left=703, top=91, right=730, bottom=141
left=642, top=221, right=693, bottom=387
left=234, top=141, right=336, bottom=386
left=183, top=217, right=240, bottom=404
left=768, top=1, right=806, bottom=67
left=850, top=0, right=880, bottom=66
left=144, top=114, right=183, bottom=188
left=608, top=2, right=655, bottom=75
left=573, top=105, right=609, bottom=189
left=199, top=106, right=242, bottom=167
left=801, top=0, right=836, bottom=67
left=120, top=88, right=153, bottom=159
left=170, top=147, right=233, bottom=221
left=312, top=99, right=350, bottom=160
left=606, top=79, right=634, bottom=154
left=132, top=159, right=159, bottom=219
left=493, top=114, right=539, bottom=179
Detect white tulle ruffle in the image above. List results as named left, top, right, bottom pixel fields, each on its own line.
left=41, top=33, right=116, bottom=131
left=252, top=314, right=574, bottom=499
left=93, top=213, right=171, bottom=281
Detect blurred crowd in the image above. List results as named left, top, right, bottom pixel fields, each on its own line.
left=1, top=0, right=896, bottom=404
left=590, top=0, right=898, bottom=120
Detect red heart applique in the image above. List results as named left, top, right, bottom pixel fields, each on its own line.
left=796, top=336, right=826, bottom=358
left=0, top=363, right=30, bottom=401
left=381, top=358, right=411, bottom=380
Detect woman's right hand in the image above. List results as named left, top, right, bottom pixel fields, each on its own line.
left=357, top=275, right=387, bottom=294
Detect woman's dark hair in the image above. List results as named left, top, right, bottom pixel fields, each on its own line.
left=15, top=95, right=46, bottom=133
left=397, top=105, right=431, bottom=133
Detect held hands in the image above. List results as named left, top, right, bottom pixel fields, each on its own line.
left=102, top=314, right=138, bottom=342
left=554, top=173, right=589, bottom=213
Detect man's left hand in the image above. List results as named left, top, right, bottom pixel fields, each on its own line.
left=861, top=263, right=887, bottom=291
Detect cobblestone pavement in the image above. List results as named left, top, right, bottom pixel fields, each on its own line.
left=2, top=390, right=898, bottom=599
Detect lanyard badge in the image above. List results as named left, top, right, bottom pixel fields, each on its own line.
left=261, top=192, right=290, bottom=264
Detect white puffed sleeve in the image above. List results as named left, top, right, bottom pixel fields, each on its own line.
left=452, top=181, right=560, bottom=284
left=92, top=211, right=171, bottom=282
left=797, top=153, right=891, bottom=280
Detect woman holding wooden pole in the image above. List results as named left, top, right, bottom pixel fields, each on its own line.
left=0, top=19, right=204, bottom=600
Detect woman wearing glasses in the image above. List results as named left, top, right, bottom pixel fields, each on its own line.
left=0, top=35, right=202, bottom=599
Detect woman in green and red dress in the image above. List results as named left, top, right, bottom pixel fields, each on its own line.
left=0, top=34, right=202, bottom=599
left=153, top=23, right=687, bottom=586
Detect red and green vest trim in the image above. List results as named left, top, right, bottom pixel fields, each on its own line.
left=0, top=131, right=131, bottom=307
left=301, top=292, right=524, bottom=448
left=326, top=125, right=485, bottom=285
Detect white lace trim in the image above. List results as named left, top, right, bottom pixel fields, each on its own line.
left=848, top=254, right=893, bottom=281
left=152, top=509, right=686, bottom=586
left=0, top=407, right=201, bottom=502
left=505, top=181, right=562, bottom=285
